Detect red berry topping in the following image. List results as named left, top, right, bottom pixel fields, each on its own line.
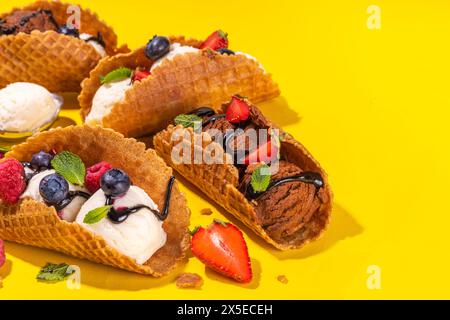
left=0, top=239, right=4, bottom=268
left=0, top=158, right=26, bottom=205
left=225, top=95, right=250, bottom=124
left=132, top=69, right=151, bottom=82
left=191, top=220, right=253, bottom=283
left=200, top=30, right=229, bottom=51
left=85, top=161, right=112, bottom=194
left=0, top=153, right=4, bottom=160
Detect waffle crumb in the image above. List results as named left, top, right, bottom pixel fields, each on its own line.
left=200, top=208, right=213, bottom=216
left=176, top=273, right=203, bottom=289
left=277, top=275, right=289, bottom=284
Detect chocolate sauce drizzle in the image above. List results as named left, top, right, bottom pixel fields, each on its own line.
left=105, top=176, right=176, bottom=224
left=245, top=172, right=324, bottom=200
left=81, top=32, right=106, bottom=48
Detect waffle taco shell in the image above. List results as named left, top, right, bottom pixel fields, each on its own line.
left=0, top=125, right=190, bottom=276
left=153, top=104, right=332, bottom=250
left=79, top=36, right=280, bottom=137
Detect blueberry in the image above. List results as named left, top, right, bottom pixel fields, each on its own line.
left=58, top=24, right=79, bottom=37
left=100, top=169, right=131, bottom=197
left=217, top=48, right=235, bottom=55
left=39, top=173, right=69, bottom=205
left=145, top=36, right=170, bottom=60
left=31, top=151, right=53, bottom=170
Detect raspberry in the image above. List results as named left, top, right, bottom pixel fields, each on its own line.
left=0, top=239, right=5, bottom=268
left=0, top=158, right=26, bottom=204
left=85, top=161, right=112, bottom=194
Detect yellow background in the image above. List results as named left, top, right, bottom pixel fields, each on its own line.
left=1, top=0, right=449, bottom=299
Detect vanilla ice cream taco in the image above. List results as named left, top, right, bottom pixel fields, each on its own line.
left=0, top=1, right=128, bottom=93
left=154, top=96, right=332, bottom=250
left=79, top=31, right=280, bottom=138
left=0, top=125, right=190, bottom=276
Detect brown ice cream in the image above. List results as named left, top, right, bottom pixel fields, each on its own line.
left=238, top=161, right=328, bottom=242
left=0, top=10, right=58, bottom=35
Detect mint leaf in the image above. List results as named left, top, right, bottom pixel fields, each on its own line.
left=174, top=114, right=202, bottom=131
left=51, top=151, right=86, bottom=186
left=37, top=263, right=75, bottom=283
left=251, top=164, right=271, bottom=192
left=83, top=205, right=112, bottom=224
left=100, top=67, right=132, bottom=84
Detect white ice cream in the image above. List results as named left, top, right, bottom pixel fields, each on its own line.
left=0, top=82, right=63, bottom=133
left=150, top=43, right=199, bottom=71
left=235, top=52, right=266, bottom=73
left=76, top=186, right=167, bottom=264
left=21, top=170, right=89, bottom=222
left=80, top=33, right=107, bottom=58
left=85, top=78, right=132, bottom=125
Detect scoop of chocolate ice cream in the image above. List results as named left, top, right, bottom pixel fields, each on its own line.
left=239, top=161, right=327, bottom=242
left=0, top=10, right=59, bottom=36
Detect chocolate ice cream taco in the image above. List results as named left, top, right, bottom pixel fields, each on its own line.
left=79, top=32, right=280, bottom=138
left=0, top=1, right=128, bottom=92
left=154, top=96, right=332, bottom=250
left=0, top=125, right=190, bottom=276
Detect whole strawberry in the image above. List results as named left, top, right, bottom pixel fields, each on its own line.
left=200, top=30, right=229, bottom=51
left=0, top=158, right=26, bottom=204
left=191, top=220, right=252, bottom=283
left=225, top=95, right=250, bottom=124
left=85, top=161, right=112, bottom=194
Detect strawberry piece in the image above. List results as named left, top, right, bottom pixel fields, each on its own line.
left=225, top=96, right=250, bottom=124
left=132, top=69, right=151, bottom=82
left=243, top=139, right=279, bottom=165
left=0, top=158, right=26, bottom=205
left=191, top=220, right=252, bottom=283
left=200, top=30, right=229, bottom=51
left=0, top=239, right=4, bottom=268
left=0, top=153, right=4, bottom=160
left=85, top=161, right=112, bottom=194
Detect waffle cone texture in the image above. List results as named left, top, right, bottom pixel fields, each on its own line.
left=153, top=105, right=332, bottom=250
left=0, top=125, right=190, bottom=276
left=0, top=1, right=128, bottom=92
left=79, top=36, right=280, bottom=138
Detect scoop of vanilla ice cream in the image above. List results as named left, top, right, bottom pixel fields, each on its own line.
left=85, top=78, right=132, bottom=125
left=21, top=169, right=89, bottom=222
left=76, top=186, right=167, bottom=264
left=150, top=43, right=199, bottom=71
left=80, top=33, right=107, bottom=58
left=0, top=82, right=63, bottom=133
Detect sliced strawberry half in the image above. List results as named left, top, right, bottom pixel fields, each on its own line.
left=243, top=139, right=279, bottom=165
left=200, top=30, right=229, bottom=50
left=132, top=69, right=151, bottom=82
left=225, top=95, right=250, bottom=124
left=191, top=220, right=252, bottom=283
left=0, top=239, right=5, bottom=268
